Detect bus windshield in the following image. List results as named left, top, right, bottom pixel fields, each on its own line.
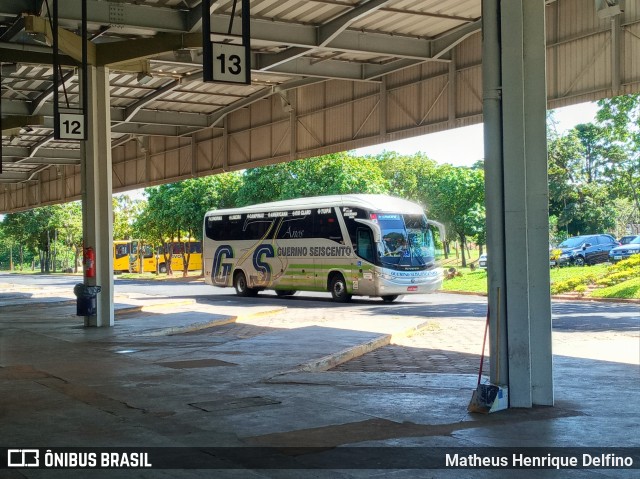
left=377, top=213, right=436, bottom=269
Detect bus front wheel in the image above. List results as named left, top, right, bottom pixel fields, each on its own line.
left=159, top=263, right=167, bottom=274
left=329, top=275, right=352, bottom=303
left=234, top=271, right=258, bottom=297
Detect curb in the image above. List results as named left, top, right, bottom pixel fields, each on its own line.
left=442, top=290, right=640, bottom=304
left=0, top=299, right=76, bottom=311
left=115, top=298, right=198, bottom=315
left=280, top=319, right=434, bottom=375
left=142, top=307, right=288, bottom=337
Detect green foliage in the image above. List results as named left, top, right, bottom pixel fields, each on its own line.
left=590, top=277, right=640, bottom=299
left=595, top=255, right=640, bottom=287
left=548, top=96, right=639, bottom=236
left=440, top=269, right=488, bottom=294
left=0, top=203, right=82, bottom=272
left=113, top=195, right=145, bottom=240
left=550, top=276, right=594, bottom=295
left=419, top=165, right=485, bottom=266
left=236, top=153, right=388, bottom=206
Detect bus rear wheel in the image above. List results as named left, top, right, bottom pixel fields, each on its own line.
left=234, top=271, right=258, bottom=297
left=158, top=263, right=167, bottom=274
left=329, top=274, right=352, bottom=303
left=381, top=295, right=399, bottom=303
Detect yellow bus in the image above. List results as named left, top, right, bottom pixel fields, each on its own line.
left=113, top=240, right=133, bottom=274
left=129, top=239, right=203, bottom=274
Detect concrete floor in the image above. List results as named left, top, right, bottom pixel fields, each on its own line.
left=0, top=280, right=638, bottom=478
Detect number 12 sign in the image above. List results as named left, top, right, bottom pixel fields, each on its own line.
left=212, top=43, right=250, bottom=84
left=58, top=113, right=86, bottom=140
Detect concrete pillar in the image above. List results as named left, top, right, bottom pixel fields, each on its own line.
left=481, top=0, right=509, bottom=390
left=482, top=0, right=553, bottom=407
left=81, top=65, right=114, bottom=327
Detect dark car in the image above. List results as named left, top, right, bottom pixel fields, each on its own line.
left=609, top=236, right=640, bottom=263
left=618, top=235, right=640, bottom=245
left=550, top=234, right=619, bottom=267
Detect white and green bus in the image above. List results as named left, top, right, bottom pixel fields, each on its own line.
left=203, top=194, right=444, bottom=302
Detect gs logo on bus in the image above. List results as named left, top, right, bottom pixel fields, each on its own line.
left=212, top=244, right=274, bottom=285
left=253, top=244, right=274, bottom=282
left=212, top=245, right=234, bottom=285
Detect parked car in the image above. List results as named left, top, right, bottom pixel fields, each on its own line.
left=549, top=234, right=619, bottom=267
left=609, top=236, right=640, bottom=263
left=618, top=234, right=640, bottom=245
left=478, top=253, right=487, bottom=269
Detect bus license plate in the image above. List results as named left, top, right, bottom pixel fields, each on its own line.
left=407, top=286, right=418, bottom=292
left=614, top=255, right=622, bottom=260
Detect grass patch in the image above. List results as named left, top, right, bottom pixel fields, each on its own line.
left=590, top=277, right=640, bottom=299
left=440, top=261, right=639, bottom=300
left=550, top=264, right=608, bottom=282
left=440, top=268, right=488, bottom=294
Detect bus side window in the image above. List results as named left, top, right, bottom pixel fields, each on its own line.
left=316, top=209, right=343, bottom=242
left=356, top=228, right=375, bottom=263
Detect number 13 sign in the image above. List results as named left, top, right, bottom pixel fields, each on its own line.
left=211, top=43, right=250, bottom=84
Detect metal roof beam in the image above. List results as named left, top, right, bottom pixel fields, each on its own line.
left=2, top=146, right=80, bottom=160
left=0, top=172, right=29, bottom=182
left=0, top=16, right=25, bottom=42
left=319, top=0, right=392, bottom=46
left=24, top=15, right=96, bottom=65
left=111, top=108, right=210, bottom=128
left=123, top=78, right=181, bottom=121
left=30, top=70, right=75, bottom=115
left=0, top=42, right=79, bottom=67
left=3, top=99, right=211, bottom=129
left=207, top=77, right=325, bottom=127
left=12, top=157, right=80, bottom=165
left=55, top=0, right=187, bottom=34
left=1, top=115, right=44, bottom=133
left=430, top=19, right=482, bottom=59
left=110, top=123, right=199, bottom=137
left=96, top=33, right=200, bottom=68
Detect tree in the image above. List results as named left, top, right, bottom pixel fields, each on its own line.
left=596, top=94, right=640, bottom=222
left=172, top=174, right=241, bottom=275
left=236, top=153, right=389, bottom=206
left=134, top=173, right=242, bottom=276
left=58, top=202, right=83, bottom=273
left=377, top=151, right=437, bottom=202
left=113, top=195, right=145, bottom=240
left=422, top=165, right=485, bottom=267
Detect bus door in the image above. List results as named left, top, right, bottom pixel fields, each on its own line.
left=341, top=208, right=378, bottom=295
left=354, top=227, right=377, bottom=296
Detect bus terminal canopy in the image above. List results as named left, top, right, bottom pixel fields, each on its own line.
left=1, top=0, right=639, bottom=208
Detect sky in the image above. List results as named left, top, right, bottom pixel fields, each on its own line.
left=354, top=101, right=600, bottom=167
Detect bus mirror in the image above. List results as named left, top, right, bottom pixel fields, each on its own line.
left=354, top=219, right=382, bottom=243
left=428, top=219, right=446, bottom=242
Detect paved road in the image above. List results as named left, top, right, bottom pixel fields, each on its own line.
left=2, top=272, right=637, bottom=373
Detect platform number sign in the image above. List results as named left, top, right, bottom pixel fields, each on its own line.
left=212, top=43, right=249, bottom=84
left=58, top=113, right=86, bottom=140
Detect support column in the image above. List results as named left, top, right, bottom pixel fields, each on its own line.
left=81, top=65, right=114, bottom=327
left=482, top=0, right=553, bottom=407
left=522, top=0, right=553, bottom=407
